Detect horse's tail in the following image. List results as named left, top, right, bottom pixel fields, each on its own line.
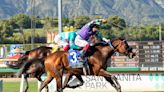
left=25, top=51, right=30, bottom=55
left=46, top=47, right=52, bottom=50
left=6, top=52, right=29, bottom=69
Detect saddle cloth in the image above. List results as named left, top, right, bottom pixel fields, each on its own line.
left=68, top=49, right=83, bottom=68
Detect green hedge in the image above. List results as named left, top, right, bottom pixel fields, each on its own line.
left=0, top=67, right=141, bottom=73
left=106, top=67, right=140, bottom=72
left=0, top=68, right=19, bottom=73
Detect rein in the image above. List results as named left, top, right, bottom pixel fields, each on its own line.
left=108, top=41, right=115, bottom=50
left=108, top=41, right=118, bottom=52
left=108, top=39, right=126, bottom=52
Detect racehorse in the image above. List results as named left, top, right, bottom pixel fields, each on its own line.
left=6, top=46, right=52, bottom=92
left=39, top=38, right=136, bottom=92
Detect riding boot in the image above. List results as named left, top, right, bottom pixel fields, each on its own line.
left=79, top=44, right=90, bottom=75
left=79, top=44, right=89, bottom=62
left=80, top=50, right=87, bottom=60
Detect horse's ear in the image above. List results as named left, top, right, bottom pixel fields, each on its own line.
left=120, top=41, right=124, bottom=45
left=118, top=37, right=125, bottom=41
left=120, top=39, right=126, bottom=46
left=122, top=40, right=126, bottom=42
left=111, top=37, right=126, bottom=43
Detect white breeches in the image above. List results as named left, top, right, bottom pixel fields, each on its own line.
left=54, top=34, right=68, bottom=47
left=75, top=35, right=89, bottom=47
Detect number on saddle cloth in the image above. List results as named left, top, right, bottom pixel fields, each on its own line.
left=68, top=49, right=83, bottom=68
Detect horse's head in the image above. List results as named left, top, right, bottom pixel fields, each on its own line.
left=110, top=38, right=136, bottom=58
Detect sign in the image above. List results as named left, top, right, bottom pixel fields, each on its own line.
left=8, top=44, right=24, bottom=57
left=139, top=41, right=163, bottom=67
left=110, top=41, right=164, bottom=68
left=39, top=73, right=164, bottom=92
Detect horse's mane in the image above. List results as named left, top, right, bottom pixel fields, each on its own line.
left=33, top=46, right=52, bottom=51
left=25, top=46, right=52, bottom=55
left=92, top=42, right=108, bottom=47
left=91, top=37, right=125, bottom=50
left=111, top=37, right=125, bottom=43
left=85, top=42, right=108, bottom=56
left=87, top=37, right=125, bottom=56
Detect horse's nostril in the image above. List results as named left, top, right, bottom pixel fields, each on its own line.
left=131, top=53, right=136, bottom=58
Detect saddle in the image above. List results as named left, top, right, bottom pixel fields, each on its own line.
left=68, top=49, right=90, bottom=75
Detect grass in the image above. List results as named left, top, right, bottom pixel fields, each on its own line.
left=3, top=80, right=38, bottom=92
left=23, top=28, right=58, bottom=36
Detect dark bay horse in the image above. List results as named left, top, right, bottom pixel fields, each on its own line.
left=7, top=46, right=52, bottom=69
left=39, top=38, right=136, bottom=92
left=6, top=46, right=52, bottom=92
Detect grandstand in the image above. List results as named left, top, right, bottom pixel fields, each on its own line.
left=0, top=59, right=18, bottom=78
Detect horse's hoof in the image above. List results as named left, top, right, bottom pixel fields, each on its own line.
left=57, top=88, right=63, bottom=92
left=117, top=88, right=121, bottom=92
left=23, top=90, right=27, bottom=92
left=111, top=75, right=116, bottom=79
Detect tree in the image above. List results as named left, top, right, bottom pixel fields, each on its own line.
left=62, top=18, right=69, bottom=26
left=11, top=14, right=31, bottom=29
left=0, top=20, right=14, bottom=43
left=68, top=18, right=75, bottom=26
left=31, top=16, right=43, bottom=28
left=43, top=17, right=58, bottom=31
left=108, top=16, right=126, bottom=30
left=99, top=16, right=127, bottom=39
left=74, top=16, right=90, bottom=29
left=11, top=14, right=31, bottom=44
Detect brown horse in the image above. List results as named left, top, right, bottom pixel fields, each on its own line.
left=39, top=38, right=136, bottom=92
left=6, top=46, right=52, bottom=92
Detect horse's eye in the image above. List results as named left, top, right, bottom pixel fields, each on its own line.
left=127, top=47, right=132, bottom=52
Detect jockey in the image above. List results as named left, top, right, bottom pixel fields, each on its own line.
left=54, top=31, right=79, bottom=51
left=75, top=19, right=108, bottom=61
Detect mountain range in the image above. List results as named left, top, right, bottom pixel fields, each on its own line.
left=0, top=0, right=163, bottom=25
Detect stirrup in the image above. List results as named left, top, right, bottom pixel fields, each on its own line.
left=83, top=67, right=87, bottom=75
left=83, top=63, right=90, bottom=75
left=86, top=65, right=90, bottom=75
left=78, top=57, right=83, bottom=62
left=82, top=66, right=90, bottom=75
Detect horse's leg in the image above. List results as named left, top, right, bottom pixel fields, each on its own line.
left=98, top=69, right=121, bottom=92
left=111, top=75, right=121, bottom=91
left=104, top=76, right=121, bottom=92
left=37, top=77, right=49, bottom=92
left=63, top=73, right=73, bottom=89
left=39, top=74, right=53, bottom=92
left=71, top=74, right=84, bottom=88
left=56, top=76, right=63, bottom=92
left=63, top=73, right=84, bottom=89
left=17, top=60, right=32, bottom=77
left=36, top=73, right=49, bottom=92
left=25, top=62, right=49, bottom=92
left=23, top=74, right=29, bottom=92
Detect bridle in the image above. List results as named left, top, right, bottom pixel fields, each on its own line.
left=108, top=39, right=132, bottom=55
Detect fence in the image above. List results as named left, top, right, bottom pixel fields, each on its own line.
left=39, top=72, right=164, bottom=92
left=0, top=41, right=164, bottom=77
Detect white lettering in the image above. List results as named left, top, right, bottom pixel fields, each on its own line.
left=116, top=74, right=141, bottom=81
